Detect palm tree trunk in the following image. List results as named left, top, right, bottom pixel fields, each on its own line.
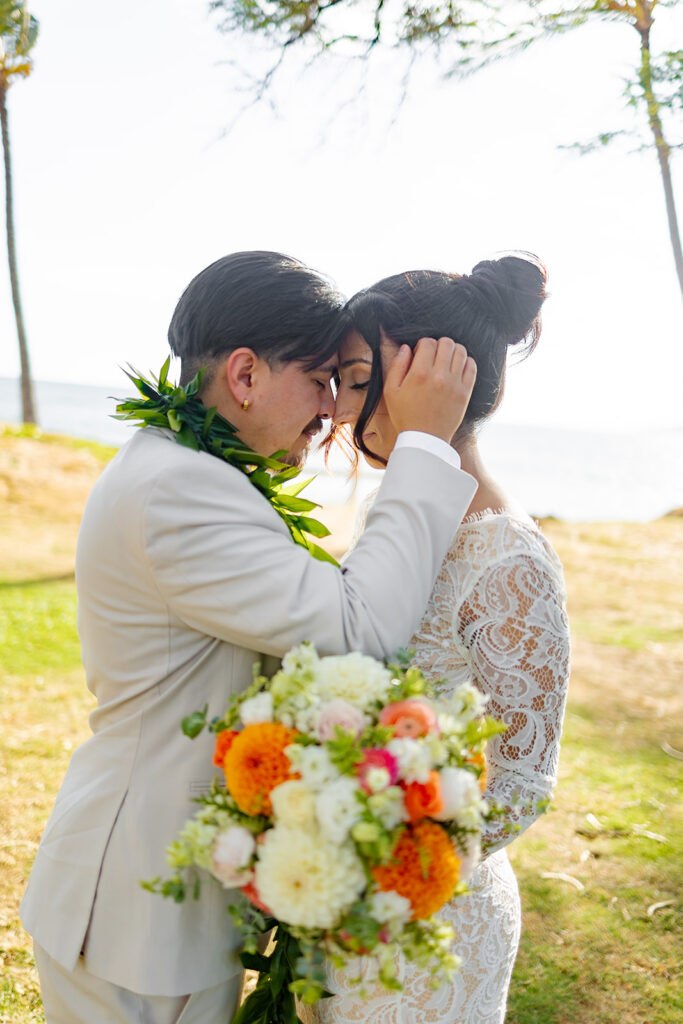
left=637, top=19, right=683, bottom=302
left=0, top=76, right=36, bottom=423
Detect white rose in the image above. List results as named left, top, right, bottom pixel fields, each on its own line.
left=432, top=767, right=481, bottom=821
left=239, top=692, right=273, bottom=726
left=270, top=780, right=317, bottom=829
left=210, top=825, right=255, bottom=888
left=315, top=776, right=362, bottom=843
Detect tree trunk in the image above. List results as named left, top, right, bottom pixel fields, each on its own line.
left=0, top=77, right=36, bottom=423
left=638, top=23, right=683, bottom=302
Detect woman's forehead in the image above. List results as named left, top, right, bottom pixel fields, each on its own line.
left=339, top=330, right=373, bottom=366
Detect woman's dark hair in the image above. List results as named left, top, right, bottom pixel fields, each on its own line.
left=168, top=251, right=344, bottom=386
left=331, top=254, right=547, bottom=465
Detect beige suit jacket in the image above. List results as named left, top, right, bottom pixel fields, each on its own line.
left=20, top=427, right=476, bottom=995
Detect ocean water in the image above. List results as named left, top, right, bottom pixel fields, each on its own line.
left=1, top=377, right=681, bottom=522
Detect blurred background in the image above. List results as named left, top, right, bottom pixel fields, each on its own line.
left=1, top=0, right=682, bottom=525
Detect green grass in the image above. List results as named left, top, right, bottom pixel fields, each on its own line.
left=0, top=581, right=80, bottom=675
left=0, top=423, right=116, bottom=463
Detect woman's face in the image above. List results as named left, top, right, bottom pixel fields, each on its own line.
left=334, top=330, right=399, bottom=467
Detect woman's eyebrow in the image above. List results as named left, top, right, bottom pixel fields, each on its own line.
left=339, top=357, right=373, bottom=369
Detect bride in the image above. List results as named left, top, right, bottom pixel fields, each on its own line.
left=303, top=255, right=571, bottom=1024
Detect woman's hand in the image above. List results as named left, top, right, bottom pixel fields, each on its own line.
left=383, top=337, right=477, bottom=443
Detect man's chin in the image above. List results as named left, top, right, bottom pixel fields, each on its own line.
left=281, top=451, right=306, bottom=468
left=281, top=442, right=309, bottom=469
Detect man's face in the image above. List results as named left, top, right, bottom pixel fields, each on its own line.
left=249, top=357, right=338, bottom=467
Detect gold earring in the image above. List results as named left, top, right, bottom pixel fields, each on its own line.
left=242, top=399, right=249, bottom=411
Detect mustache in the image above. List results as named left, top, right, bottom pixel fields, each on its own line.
left=304, top=418, right=324, bottom=437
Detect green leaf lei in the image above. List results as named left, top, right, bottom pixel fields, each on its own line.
left=114, top=358, right=339, bottom=566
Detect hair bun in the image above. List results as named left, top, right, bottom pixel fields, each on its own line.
left=467, top=255, right=547, bottom=348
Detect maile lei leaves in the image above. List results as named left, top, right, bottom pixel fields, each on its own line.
left=114, top=358, right=339, bottom=566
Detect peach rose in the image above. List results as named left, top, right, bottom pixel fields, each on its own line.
left=403, top=771, right=444, bottom=824
left=379, top=699, right=438, bottom=738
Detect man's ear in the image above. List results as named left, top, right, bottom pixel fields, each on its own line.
left=224, top=348, right=261, bottom=405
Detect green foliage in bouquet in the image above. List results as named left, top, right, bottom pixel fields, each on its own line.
left=114, top=359, right=338, bottom=565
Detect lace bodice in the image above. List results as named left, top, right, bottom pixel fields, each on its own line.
left=410, top=509, right=570, bottom=851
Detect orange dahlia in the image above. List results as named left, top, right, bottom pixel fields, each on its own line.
left=223, top=722, right=298, bottom=816
left=372, top=821, right=460, bottom=920
left=213, top=729, right=239, bottom=769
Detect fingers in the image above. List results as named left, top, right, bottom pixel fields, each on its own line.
left=383, top=335, right=478, bottom=442
left=383, top=343, right=412, bottom=392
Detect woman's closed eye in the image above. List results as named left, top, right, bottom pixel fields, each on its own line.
left=350, top=380, right=370, bottom=391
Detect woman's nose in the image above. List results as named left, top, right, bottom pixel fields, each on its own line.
left=333, top=385, right=361, bottom=427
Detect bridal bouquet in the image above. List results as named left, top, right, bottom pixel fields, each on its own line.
left=145, top=645, right=504, bottom=1023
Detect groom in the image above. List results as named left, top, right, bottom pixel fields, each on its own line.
left=21, top=251, right=477, bottom=1024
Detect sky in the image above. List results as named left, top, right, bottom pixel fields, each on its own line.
left=1, top=0, right=682, bottom=433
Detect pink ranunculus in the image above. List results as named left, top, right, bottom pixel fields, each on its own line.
left=356, top=748, right=400, bottom=793
left=211, top=825, right=256, bottom=888
left=379, top=698, right=439, bottom=738
left=316, top=699, right=367, bottom=741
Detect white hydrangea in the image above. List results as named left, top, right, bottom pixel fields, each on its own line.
left=315, top=776, right=362, bottom=843
left=285, top=743, right=340, bottom=790
left=171, top=820, right=218, bottom=872
left=449, top=683, right=489, bottom=720
left=311, top=652, right=393, bottom=711
left=282, top=642, right=320, bottom=678
left=239, top=692, right=273, bottom=726
left=369, top=889, right=412, bottom=925
left=367, top=786, right=408, bottom=829
left=255, top=826, right=365, bottom=929
left=387, top=737, right=433, bottom=784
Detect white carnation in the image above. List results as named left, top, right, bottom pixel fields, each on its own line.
left=255, top=826, right=365, bottom=929
left=239, top=692, right=273, bottom=726
left=387, top=737, right=432, bottom=784
left=315, top=776, right=362, bottom=843
left=311, top=652, right=393, bottom=711
left=285, top=743, right=340, bottom=790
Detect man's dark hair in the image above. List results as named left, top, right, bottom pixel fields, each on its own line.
left=168, top=251, right=344, bottom=386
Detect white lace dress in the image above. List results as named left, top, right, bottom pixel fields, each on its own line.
left=301, top=509, right=571, bottom=1024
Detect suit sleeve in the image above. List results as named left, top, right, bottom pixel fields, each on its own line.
left=144, top=445, right=476, bottom=660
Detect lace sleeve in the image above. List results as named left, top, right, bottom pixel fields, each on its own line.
left=454, top=549, right=570, bottom=853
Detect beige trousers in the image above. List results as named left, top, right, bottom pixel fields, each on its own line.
left=34, top=944, right=243, bottom=1024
